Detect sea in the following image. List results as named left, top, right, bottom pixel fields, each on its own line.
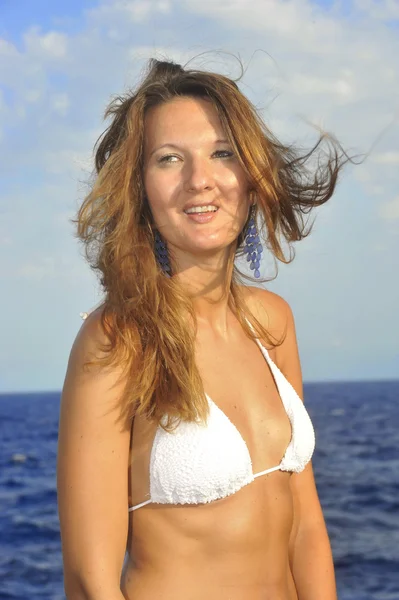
left=0, top=380, right=398, bottom=600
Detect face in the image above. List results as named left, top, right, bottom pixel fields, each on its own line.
left=143, top=96, right=251, bottom=263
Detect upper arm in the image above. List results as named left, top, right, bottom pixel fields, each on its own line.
left=245, top=286, right=303, bottom=398
left=249, top=287, right=326, bottom=531
left=57, top=309, right=131, bottom=597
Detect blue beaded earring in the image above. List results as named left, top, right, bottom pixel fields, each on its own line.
left=243, top=205, right=263, bottom=279
left=154, top=230, right=172, bottom=275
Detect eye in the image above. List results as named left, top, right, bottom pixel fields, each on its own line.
left=157, top=149, right=235, bottom=164
left=158, top=154, right=179, bottom=164
left=213, top=150, right=234, bottom=159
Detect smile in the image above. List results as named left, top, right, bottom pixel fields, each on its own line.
left=184, top=207, right=219, bottom=223
left=184, top=205, right=219, bottom=214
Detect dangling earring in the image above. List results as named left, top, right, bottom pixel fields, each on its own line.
left=243, top=204, right=263, bottom=279
left=154, top=230, right=172, bottom=275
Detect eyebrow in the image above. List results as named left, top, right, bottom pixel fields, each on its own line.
left=149, top=139, right=230, bottom=158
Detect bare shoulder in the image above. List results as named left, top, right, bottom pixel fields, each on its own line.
left=60, top=304, right=130, bottom=463
left=240, top=285, right=293, bottom=347
left=240, top=285, right=302, bottom=398
left=69, top=305, right=127, bottom=383
left=61, top=304, right=132, bottom=441
left=71, top=305, right=111, bottom=365
left=57, top=306, right=131, bottom=592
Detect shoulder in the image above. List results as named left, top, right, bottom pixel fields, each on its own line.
left=65, top=305, right=128, bottom=409
left=58, top=306, right=131, bottom=590
left=243, top=284, right=292, bottom=317
left=75, top=304, right=108, bottom=351
left=240, top=284, right=294, bottom=346
left=72, top=305, right=118, bottom=369
left=240, top=285, right=302, bottom=395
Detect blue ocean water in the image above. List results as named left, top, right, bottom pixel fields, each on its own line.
left=0, top=381, right=398, bottom=600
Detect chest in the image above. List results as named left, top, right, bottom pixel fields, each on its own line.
left=194, top=327, right=292, bottom=471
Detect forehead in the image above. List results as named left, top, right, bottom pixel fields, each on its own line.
left=143, top=96, right=225, bottom=146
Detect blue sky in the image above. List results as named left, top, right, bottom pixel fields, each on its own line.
left=1, top=0, right=398, bottom=393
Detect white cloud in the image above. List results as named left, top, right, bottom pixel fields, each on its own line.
left=14, top=255, right=89, bottom=283
left=16, top=258, right=57, bottom=281
left=0, top=235, right=12, bottom=246
left=23, top=28, right=69, bottom=60
left=1, top=1, right=397, bottom=210
left=1, top=0, right=399, bottom=388
left=331, top=336, right=343, bottom=348
left=88, top=0, right=171, bottom=24
left=182, top=0, right=336, bottom=43
left=369, top=185, right=385, bottom=196
left=289, top=72, right=356, bottom=102
left=25, top=89, right=43, bottom=103
left=354, top=0, right=399, bottom=20
left=380, top=195, right=399, bottom=220
left=0, top=0, right=397, bottom=223
left=50, top=92, right=70, bottom=116
left=0, top=38, right=18, bottom=58
left=372, top=151, right=399, bottom=165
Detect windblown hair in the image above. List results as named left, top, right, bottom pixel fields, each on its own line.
left=75, top=57, right=352, bottom=430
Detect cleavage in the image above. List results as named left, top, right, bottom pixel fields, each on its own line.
left=196, top=330, right=292, bottom=473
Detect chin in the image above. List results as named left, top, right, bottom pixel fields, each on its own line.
left=189, top=239, right=235, bottom=256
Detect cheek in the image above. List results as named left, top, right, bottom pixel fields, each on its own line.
left=143, top=176, right=160, bottom=223
left=144, top=172, right=166, bottom=212
left=145, top=169, right=177, bottom=206
left=221, top=166, right=249, bottom=196
left=144, top=173, right=180, bottom=230
left=225, top=176, right=250, bottom=211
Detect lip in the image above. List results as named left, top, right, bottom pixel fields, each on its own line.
left=183, top=200, right=219, bottom=212
left=184, top=210, right=218, bottom=224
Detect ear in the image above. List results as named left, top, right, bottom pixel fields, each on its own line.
left=248, top=188, right=257, bottom=207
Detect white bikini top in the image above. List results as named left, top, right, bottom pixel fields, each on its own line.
left=128, top=319, right=315, bottom=512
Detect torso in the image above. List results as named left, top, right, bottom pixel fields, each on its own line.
left=122, top=287, right=299, bottom=600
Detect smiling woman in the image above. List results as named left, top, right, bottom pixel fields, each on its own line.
left=57, top=57, right=353, bottom=600
left=143, top=96, right=251, bottom=260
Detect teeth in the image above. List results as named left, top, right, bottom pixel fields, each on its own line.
left=185, top=205, right=218, bottom=214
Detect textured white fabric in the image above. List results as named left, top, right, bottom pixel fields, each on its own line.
left=128, top=320, right=315, bottom=512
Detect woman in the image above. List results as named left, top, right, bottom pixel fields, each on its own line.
left=57, top=58, right=349, bottom=599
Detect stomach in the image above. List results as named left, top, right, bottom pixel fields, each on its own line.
left=121, top=472, right=298, bottom=600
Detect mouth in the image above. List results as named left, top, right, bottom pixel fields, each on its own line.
left=183, top=205, right=219, bottom=215
left=183, top=205, right=219, bottom=223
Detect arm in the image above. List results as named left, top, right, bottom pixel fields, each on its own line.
left=250, top=287, right=337, bottom=600
left=276, top=298, right=337, bottom=600
left=57, top=309, right=131, bottom=600
left=288, top=466, right=337, bottom=600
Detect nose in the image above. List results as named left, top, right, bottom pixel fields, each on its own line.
left=184, top=155, right=215, bottom=193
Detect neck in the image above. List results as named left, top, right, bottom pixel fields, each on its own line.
left=172, top=247, right=236, bottom=335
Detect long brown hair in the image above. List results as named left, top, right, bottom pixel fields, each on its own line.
left=74, top=57, right=352, bottom=430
